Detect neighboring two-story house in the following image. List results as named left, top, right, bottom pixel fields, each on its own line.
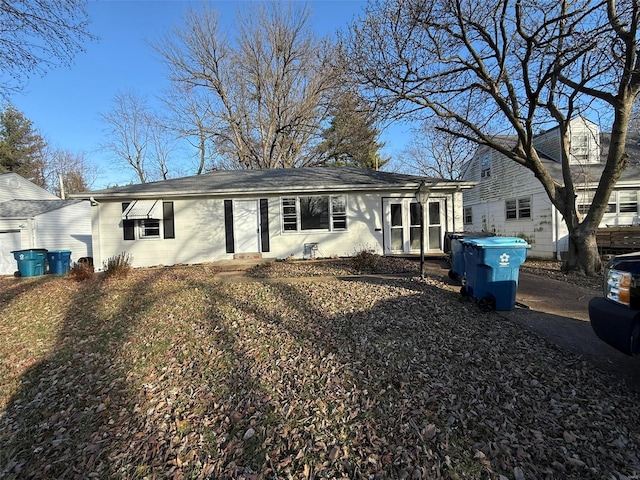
left=461, top=117, right=640, bottom=259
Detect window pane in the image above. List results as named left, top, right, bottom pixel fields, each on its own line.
left=428, top=202, right=441, bottom=225
left=464, top=207, right=472, bottom=224
left=410, top=226, right=421, bottom=250
left=429, top=226, right=442, bottom=249
left=332, top=196, right=347, bottom=230
left=391, top=228, right=403, bottom=250
left=518, top=197, right=531, bottom=218
left=282, top=198, right=297, bottom=231
left=141, top=220, right=160, bottom=237
left=576, top=191, right=593, bottom=214
left=481, top=155, right=491, bottom=178
left=410, top=203, right=421, bottom=227
left=619, top=191, right=638, bottom=213
left=391, top=204, right=403, bottom=227
left=300, top=196, right=329, bottom=230
left=506, top=200, right=517, bottom=220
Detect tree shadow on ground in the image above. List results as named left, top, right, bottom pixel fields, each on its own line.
left=1, top=267, right=640, bottom=479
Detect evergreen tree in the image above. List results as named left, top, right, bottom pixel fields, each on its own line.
left=0, top=104, right=47, bottom=184
left=318, top=90, right=388, bottom=170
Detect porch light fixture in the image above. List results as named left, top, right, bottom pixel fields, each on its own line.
left=415, top=180, right=431, bottom=279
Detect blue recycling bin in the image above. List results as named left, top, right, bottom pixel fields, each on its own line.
left=11, top=249, right=48, bottom=277
left=461, top=237, right=530, bottom=311
left=47, top=250, right=72, bottom=275
left=445, top=232, right=495, bottom=281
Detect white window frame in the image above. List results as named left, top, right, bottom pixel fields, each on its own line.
left=480, top=155, right=491, bottom=179
left=505, top=196, right=531, bottom=221
left=578, top=190, right=639, bottom=215
left=280, top=195, right=348, bottom=233
left=139, top=219, right=161, bottom=239
left=464, top=207, right=473, bottom=224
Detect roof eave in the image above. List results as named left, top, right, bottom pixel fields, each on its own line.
left=73, top=181, right=475, bottom=200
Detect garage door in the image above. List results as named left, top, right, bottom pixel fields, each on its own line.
left=0, top=231, right=21, bottom=275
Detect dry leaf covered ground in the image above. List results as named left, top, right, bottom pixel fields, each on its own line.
left=1, top=258, right=637, bottom=480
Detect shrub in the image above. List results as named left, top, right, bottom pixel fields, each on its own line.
left=104, top=252, right=133, bottom=278
left=68, top=262, right=94, bottom=282
left=351, top=247, right=380, bottom=273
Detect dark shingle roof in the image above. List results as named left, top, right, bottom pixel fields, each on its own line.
left=0, top=199, right=85, bottom=218
left=79, top=167, right=465, bottom=199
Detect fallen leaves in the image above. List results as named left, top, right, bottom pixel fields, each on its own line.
left=0, top=262, right=637, bottom=480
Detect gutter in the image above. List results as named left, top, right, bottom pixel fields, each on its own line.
left=71, top=181, right=478, bottom=201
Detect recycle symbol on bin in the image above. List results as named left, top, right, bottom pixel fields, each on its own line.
left=19, top=254, right=25, bottom=260
left=499, top=253, right=510, bottom=266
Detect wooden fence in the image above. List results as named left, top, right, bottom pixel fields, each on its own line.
left=596, top=226, right=640, bottom=255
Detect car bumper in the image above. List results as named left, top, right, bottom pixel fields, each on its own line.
left=589, top=296, right=640, bottom=355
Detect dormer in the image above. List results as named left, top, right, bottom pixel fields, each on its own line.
left=568, top=117, right=600, bottom=164
left=533, top=117, right=601, bottom=165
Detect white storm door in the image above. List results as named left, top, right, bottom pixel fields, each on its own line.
left=426, top=200, right=444, bottom=252
left=384, top=199, right=421, bottom=254
left=234, top=200, right=260, bottom=253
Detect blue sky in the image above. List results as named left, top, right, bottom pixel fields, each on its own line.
left=8, top=0, right=412, bottom=189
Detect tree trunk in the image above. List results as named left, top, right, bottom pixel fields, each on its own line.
left=562, top=223, right=602, bottom=276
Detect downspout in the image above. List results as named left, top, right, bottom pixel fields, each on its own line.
left=28, top=217, right=36, bottom=248
left=90, top=197, right=102, bottom=271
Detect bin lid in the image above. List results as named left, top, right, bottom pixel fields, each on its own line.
left=462, top=236, right=530, bottom=248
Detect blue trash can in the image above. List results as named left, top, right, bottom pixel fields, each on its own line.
left=11, top=249, right=48, bottom=277
left=445, top=232, right=495, bottom=281
left=47, top=250, right=72, bottom=275
left=461, top=237, right=530, bottom=311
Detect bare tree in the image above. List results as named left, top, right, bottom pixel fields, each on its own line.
left=344, top=0, right=640, bottom=275
left=42, top=147, right=97, bottom=196
left=401, top=118, right=476, bottom=180
left=0, top=0, right=95, bottom=98
left=156, top=2, right=336, bottom=169
left=163, top=83, right=220, bottom=174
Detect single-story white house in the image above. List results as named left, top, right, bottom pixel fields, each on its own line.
left=0, top=173, right=93, bottom=275
left=73, top=167, right=475, bottom=270
left=461, top=117, right=640, bottom=259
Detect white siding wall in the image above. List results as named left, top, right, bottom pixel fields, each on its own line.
left=0, top=202, right=92, bottom=274
left=0, top=173, right=58, bottom=201
left=92, top=190, right=461, bottom=269
left=33, top=202, right=92, bottom=260
left=92, top=198, right=225, bottom=269
left=266, top=192, right=385, bottom=259
left=463, top=150, right=557, bottom=259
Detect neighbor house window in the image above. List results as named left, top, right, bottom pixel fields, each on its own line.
left=281, top=195, right=347, bottom=232
left=577, top=191, right=639, bottom=215
left=577, top=191, right=594, bottom=215
left=464, top=207, right=473, bottom=224
left=506, top=196, right=531, bottom=220
left=619, top=191, right=638, bottom=213
left=480, top=155, right=491, bottom=179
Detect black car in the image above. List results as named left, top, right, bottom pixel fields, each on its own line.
left=589, top=252, right=640, bottom=355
